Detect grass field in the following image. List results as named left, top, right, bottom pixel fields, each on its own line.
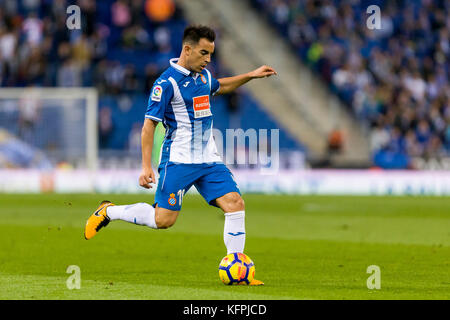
left=0, top=193, right=449, bottom=300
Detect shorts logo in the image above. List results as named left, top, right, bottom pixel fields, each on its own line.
left=192, top=95, right=212, bottom=118
left=151, top=85, right=163, bottom=102
left=200, top=74, right=207, bottom=84
left=168, top=193, right=177, bottom=206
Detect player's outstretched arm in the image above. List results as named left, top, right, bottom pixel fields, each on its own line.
left=139, top=119, right=158, bottom=189
left=216, top=65, right=277, bottom=95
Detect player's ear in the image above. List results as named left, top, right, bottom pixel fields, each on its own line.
left=183, top=43, right=192, bottom=56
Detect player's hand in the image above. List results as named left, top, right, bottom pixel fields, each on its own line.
left=249, top=65, right=277, bottom=79
left=139, top=167, right=156, bottom=189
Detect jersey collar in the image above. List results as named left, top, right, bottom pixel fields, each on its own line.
left=170, top=58, right=191, bottom=76
left=169, top=58, right=200, bottom=79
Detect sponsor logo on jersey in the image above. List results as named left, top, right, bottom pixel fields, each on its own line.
left=151, top=85, right=163, bottom=102
left=192, top=95, right=212, bottom=118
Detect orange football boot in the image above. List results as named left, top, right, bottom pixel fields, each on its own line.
left=249, top=279, right=264, bottom=286
left=84, top=200, right=114, bottom=240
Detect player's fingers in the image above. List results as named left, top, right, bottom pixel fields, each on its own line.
left=260, top=66, right=276, bottom=77
left=140, top=171, right=154, bottom=188
left=145, top=176, right=153, bottom=188
left=265, top=66, right=277, bottom=75
left=139, top=178, right=150, bottom=189
left=149, top=172, right=156, bottom=184
left=139, top=175, right=151, bottom=188
left=140, top=175, right=148, bottom=184
left=264, top=71, right=277, bottom=77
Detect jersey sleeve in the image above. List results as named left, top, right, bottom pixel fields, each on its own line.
left=205, top=69, right=220, bottom=96
left=211, top=76, right=220, bottom=96
left=145, top=80, right=173, bottom=122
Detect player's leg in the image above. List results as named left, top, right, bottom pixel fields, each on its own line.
left=194, top=164, right=245, bottom=255
left=84, top=162, right=189, bottom=239
left=84, top=200, right=179, bottom=239
left=105, top=160, right=188, bottom=229
left=214, top=191, right=245, bottom=213
left=195, top=164, right=264, bottom=286
left=154, top=206, right=179, bottom=229
left=215, top=192, right=246, bottom=255
left=215, top=192, right=263, bottom=285
left=106, top=203, right=179, bottom=229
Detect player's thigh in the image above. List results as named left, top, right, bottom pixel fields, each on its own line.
left=154, top=205, right=179, bottom=229
left=215, top=192, right=245, bottom=213
left=195, top=163, right=242, bottom=212
left=154, top=162, right=196, bottom=212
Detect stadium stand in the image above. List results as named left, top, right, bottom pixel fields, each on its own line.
left=251, top=0, right=450, bottom=169
left=0, top=0, right=304, bottom=169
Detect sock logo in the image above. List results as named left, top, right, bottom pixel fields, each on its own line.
left=168, top=193, right=177, bottom=206
left=227, top=232, right=245, bottom=236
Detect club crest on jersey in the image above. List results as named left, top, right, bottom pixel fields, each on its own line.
left=151, top=85, right=163, bottom=102
left=168, top=193, right=177, bottom=206
left=200, top=74, right=207, bottom=84
left=192, top=95, right=212, bottom=118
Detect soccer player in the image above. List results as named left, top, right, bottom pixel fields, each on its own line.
left=84, top=25, right=277, bottom=286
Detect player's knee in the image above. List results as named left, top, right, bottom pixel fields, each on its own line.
left=235, top=196, right=245, bottom=211
left=224, top=194, right=245, bottom=212
left=156, top=216, right=176, bottom=229
left=155, top=210, right=177, bottom=229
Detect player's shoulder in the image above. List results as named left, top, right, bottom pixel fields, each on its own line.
left=202, top=68, right=220, bottom=95
left=159, top=67, right=186, bottom=86
left=152, top=70, right=175, bottom=92
left=201, top=68, right=212, bottom=79
left=154, top=70, right=172, bottom=87
left=149, top=72, right=174, bottom=102
left=203, top=66, right=219, bottom=78
left=153, top=78, right=171, bottom=91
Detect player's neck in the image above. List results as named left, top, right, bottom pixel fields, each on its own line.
left=176, top=56, right=192, bottom=74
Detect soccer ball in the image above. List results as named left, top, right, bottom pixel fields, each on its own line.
left=218, top=253, right=255, bottom=285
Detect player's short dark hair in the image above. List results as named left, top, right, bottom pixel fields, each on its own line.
left=182, top=25, right=216, bottom=45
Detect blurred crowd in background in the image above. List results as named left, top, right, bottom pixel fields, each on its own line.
left=0, top=0, right=189, bottom=168
left=0, top=0, right=303, bottom=170
left=253, top=0, right=450, bottom=168
left=0, top=0, right=187, bottom=92
left=1, top=0, right=449, bottom=169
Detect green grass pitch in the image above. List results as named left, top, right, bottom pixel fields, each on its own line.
left=0, top=193, right=449, bottom=300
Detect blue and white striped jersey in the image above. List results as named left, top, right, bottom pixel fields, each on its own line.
left=145, top=58, right=222, bottom=165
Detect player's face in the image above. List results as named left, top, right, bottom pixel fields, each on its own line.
left=187, top=38, right=215, bottom=73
